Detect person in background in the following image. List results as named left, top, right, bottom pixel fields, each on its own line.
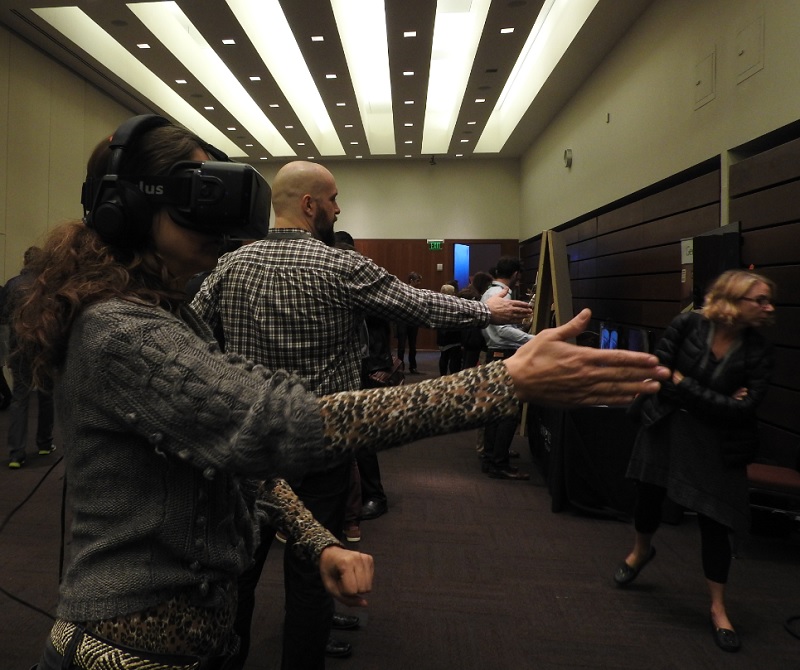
left=395, top=271, right=423, bottom=373
left=437, top=284, right=463, bottom=376
left=480, top=257, right=534, bottom=480
left=24, top=114, right=668, bottom=670
left=4, top=246, right=56, bottom=469
left=614, top=269, right=775, bottom=654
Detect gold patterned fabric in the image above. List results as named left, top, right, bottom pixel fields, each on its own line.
left=49, top=619, right=214, bottom=670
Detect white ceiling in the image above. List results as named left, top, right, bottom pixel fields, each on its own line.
left=0, top=0, right=653, bottom=163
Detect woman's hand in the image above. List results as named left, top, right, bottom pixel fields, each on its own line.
left=732, top=387, right=748, bottom=400
left=319, top=545, right=374, bottom=608
left=672, top=370, right=684, bottom=385
left=503, top=309, right=670, bottom=407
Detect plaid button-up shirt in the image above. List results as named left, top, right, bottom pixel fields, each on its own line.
left=192, top=229, right=490, bottom=395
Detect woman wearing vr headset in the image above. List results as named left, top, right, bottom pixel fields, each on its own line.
left=20, top=116, right=667, bottom=669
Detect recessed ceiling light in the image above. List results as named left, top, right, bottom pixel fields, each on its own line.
left=222, top=38, right=236, bottom=45
left=404, top=100, right=414, bottom=105
left=456, top=153, right=463, bottom=157
left=175, top=79, right=187, bottom=84
left=403, top=71, right=414, bottom=76
left=344, top=124, right=353, bottom=128
left=227, top=127, right=236, bottom=131
left=404, top=140, right=412, bottom=144
left=269, top=104, right=279, bottom=108
left=311, top=35, right=324, bottom=42
left=404, top=31, right=416, bottom=37
left=204, top=106, right=214, bottom=110
left=136, top=43, right=150, bottom=49
left=460, top=139, right=469, bottom=143
left=356, top=155, right=363, bottom=159
left=467, top=121, right=476, bottom=125
left=297, top=142, right=305, bottom=146
left=500, top=27, right=514, bottom=34
left=285, top=125, right=294, bottom=129
left=336, top=102, right=346, bottom=106
left=245, top=143, right=254, bottom=147
left=405, top=154, right=412, bottom=158
left=350, top=141, right=358, bottom=145
left=475, top=98, right=486, bottom=103
left=249, top=76, right=261, bottom=81
left=404, top=123, right=413, bottom=127
left=260, top=156, right=268, bottom=160
left=326, top=73, right=337, bottom=79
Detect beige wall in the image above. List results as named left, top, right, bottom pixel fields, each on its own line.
left=258, top=158, right=520, bottom=240
left=520, top=0, right=800, bottom=237
left=0, top=26, right=131, bottom=281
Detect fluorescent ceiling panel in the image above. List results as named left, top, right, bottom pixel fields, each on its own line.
left=331, top=0, right=395, bottom=155
left=227, top=0, right=345, bottom=156
left=421, top=0, right=491, bottom=155
left=32, top=5, right=244, bottom=157
left=128, top=2, right=295, bottom=157
left=475, top=0, right=599, bottom=153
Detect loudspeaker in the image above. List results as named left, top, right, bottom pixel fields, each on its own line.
left=82, top=114, right=271, bottom=247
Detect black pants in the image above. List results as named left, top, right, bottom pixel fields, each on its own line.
left=634, top=481, right=732, bottom=583
left=230, top=530, right=276, bottom=670
left=396, top=324, right=418, bottom=370
left=356, top=449, right=386, bottom=504
left=282, top=462, right=350, bottom=670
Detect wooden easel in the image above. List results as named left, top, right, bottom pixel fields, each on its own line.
left=520, top=229, right=573, bottom=436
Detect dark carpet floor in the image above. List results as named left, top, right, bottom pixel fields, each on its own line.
left=1, top=352, right=799, bottom=670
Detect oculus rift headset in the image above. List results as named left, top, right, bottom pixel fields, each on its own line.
left=82, top=114, right=271, bottom=247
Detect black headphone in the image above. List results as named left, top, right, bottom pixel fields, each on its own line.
left=82, top=114, right=271, bottom=247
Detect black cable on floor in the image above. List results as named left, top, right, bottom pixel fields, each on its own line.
left=0, top=455, right=63, bottom=622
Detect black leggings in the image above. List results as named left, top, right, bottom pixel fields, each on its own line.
left=633, top=481, right=732, bottom=584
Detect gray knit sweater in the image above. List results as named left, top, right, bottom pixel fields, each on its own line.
left=55, top=299, right=328, bottom=621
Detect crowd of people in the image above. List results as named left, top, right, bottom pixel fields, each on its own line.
left=2, top=114, right=775, bottom=668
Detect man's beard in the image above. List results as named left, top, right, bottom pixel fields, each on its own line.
left=314, top=211, right=336, bottom=247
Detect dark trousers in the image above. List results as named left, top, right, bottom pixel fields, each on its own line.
left=634, top=481, right=732, bottom=583
left=396, top=325, right=418, bottom=370
left=8, top=359, right=54, bottom=461
left=282, top=462, right=350, bottom=670
left=356, top=449, right=387, bottom=504
left=230, top=530, right=276, bottom=670
left=482, top=350, right=519, bottom=471
left=438, top=347, right=462, bottom=376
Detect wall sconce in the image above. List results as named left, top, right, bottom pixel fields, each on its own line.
left=563, top=149, right=573, bottom=168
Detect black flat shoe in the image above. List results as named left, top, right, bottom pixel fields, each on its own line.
left=332, top=612, right=360, bottom=630
left=613, top=546, right=656, bottom=586
left=711, top=618, right=741, bottom=653
left=325, top=637, right=353, bottom=658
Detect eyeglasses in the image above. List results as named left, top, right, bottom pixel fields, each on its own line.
left=739, top=296, right=773, bottom=307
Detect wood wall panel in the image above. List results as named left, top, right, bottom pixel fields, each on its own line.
left=758, top=424, right=800, bottom=468
left=741, top=224, right=800, bottom=267
left=729, top=179, right=800, bottom=230
left=729, top=135, right=800, bottom=197
left=759, top=386, right=800, bottom=436
left=597, top=171, right=719, bottom=234
left=592, top=247, right=680, bottom=276
left=596, top=205, right=719, bottom=256
left=355, top=237, right=518, bottom=350
left=771, top=346, right=800, bottom=390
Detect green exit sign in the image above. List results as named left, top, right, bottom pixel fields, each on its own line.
left=427, top=239, right=444, bottom=251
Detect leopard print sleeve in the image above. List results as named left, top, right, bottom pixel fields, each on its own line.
left=256, top=478, right=342, bottom=565
left=319, top=361, right=519, bottom=453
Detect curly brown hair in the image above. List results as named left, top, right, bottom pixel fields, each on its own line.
left=15, top=123, right=204, bottom=387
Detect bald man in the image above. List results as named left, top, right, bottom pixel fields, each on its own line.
left=192, top=160, right=533, bottom=669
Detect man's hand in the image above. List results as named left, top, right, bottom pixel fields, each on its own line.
left=503, top=308, right=670, bottom=406
left=485, top=286, right=532, bottom=324
left=319, top=545, right=374, bottom=608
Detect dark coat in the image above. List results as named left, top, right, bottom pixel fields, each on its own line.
left=638, top=311, right=773, bottom=466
